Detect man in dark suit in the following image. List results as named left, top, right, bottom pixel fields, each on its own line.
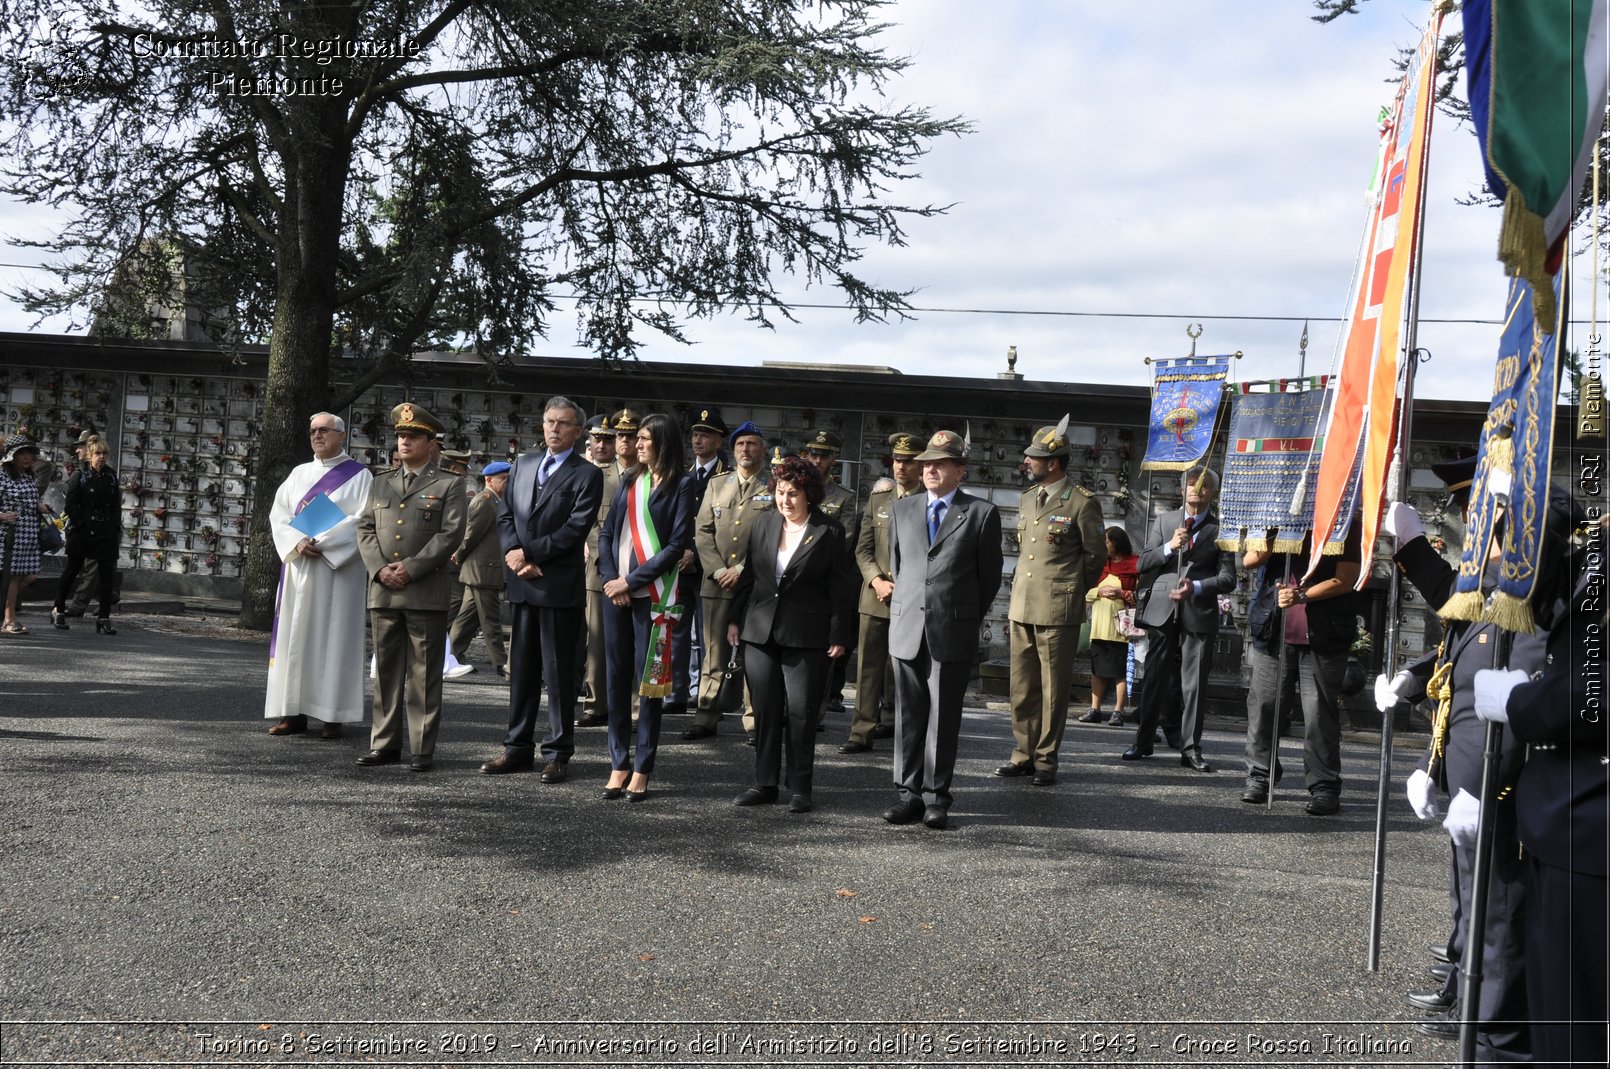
left=668, top=406, right=730, bottom=715
left=884, top=429, right=1003, bottom=830
left=480, top=396, right=604, bottom=781
left=1122, top=465, right=1235, bottom=771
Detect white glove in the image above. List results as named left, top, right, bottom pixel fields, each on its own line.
left=1443, top=788, right=1480, bottom=849
left=1406, top=768, right=1440, bottom=821
left=1382, top=501, right=1424, bottom=544
left=1473, top=668, right=1527, bottom=725
left=1486, top=467, right=1512, bottom=499
left=1374, top=670, right=1414, bottom=713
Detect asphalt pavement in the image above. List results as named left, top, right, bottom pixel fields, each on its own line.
left=0, top=602, right=1460, bottom=1067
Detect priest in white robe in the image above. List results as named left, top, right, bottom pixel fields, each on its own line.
left=264, top=412, right=374, bottom=737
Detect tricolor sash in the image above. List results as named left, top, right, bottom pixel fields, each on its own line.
left=625, top=470, right=683, bottom=697
left=269, top=457, right=368, bottom=664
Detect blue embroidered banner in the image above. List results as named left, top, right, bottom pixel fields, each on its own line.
left=1139, top=355, right=1232, bottom=471
left=1217, top=377, right=1359, bottom=553
left=1441, top=274, right=1563, bottom=632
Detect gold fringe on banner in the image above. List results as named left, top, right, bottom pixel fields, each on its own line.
left=1486, top=591, right=1537, bottom=635
left=1438, top=589, right=1487, bottom=623
left=1498, top=192, right=1558, bottom=326
left=1140, top=459, right=1198, bottom=472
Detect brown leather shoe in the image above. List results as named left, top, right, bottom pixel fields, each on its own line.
left=539, top=760, right=568, bottom=784
left=480, top=752, right=534, bottom=775
left=318, top=722, right=343, bottom=740
left=268, top=716, right=307, bottom=736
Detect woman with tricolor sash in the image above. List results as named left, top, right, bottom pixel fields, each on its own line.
left=597, top=413, right=699, bottom=802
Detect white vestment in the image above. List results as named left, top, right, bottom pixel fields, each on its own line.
left=263, top=453, right=374, bottom=722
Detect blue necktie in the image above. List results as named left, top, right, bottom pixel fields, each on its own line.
left=539, top=454, right=557, bottom=486
left=927, top=499, right=946, bottom=544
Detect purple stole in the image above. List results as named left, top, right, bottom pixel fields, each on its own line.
left=268, top=458, right=367, bottom=664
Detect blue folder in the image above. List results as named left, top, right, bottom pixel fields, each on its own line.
left=288, top=492, right=348, bottom=539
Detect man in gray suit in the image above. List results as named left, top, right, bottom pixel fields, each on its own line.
left=1121, top=465, right=1235, bottom=772
left=884, top=429, right=1003, bottom=829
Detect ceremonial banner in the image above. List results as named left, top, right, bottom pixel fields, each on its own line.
left=1463, top=0, right=1609, bottom=323
left=1217, top=377, right=1359, bottom=553
left=1308, top=3, right=1448, bottom=585
left=1139, top=355, right=1232, bottom=471
left=1441, top=275, right=1564, bottom=632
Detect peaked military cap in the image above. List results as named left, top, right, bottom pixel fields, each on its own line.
left=690, top=407, right=728, bottom=435
left=802, top=428, right=842, bottom=455
left=586, top=413, right=614, bottom=438
left=610, top=408, right=642, bottom=434
left=391, top=403, right=444, bottom=436
left=888, top=431, right=923, bottom=458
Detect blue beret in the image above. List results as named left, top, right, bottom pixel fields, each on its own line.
left=481, top=461, right=512, bottom=477
left=728, top=420, right=764, bottom=444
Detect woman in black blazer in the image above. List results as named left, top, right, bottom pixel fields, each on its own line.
left=728, top=456, right=855, bottom=813
left=597, top=413, right=698, bottom=802
left=51, top=437, right=122, bottom=635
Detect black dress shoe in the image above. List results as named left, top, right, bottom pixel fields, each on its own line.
left=1076, top=709, right=1103, bottom=723
left=922, top=806, right=949, bottom=830
left=837, top=741, right=872, bottom=754
left=1429, top=961, right=1454, bottom=983
left=1120, top=745, right=1153, bottom=761
left=480, top=753, right=534, bottom=775
left=1405, top=989, right=1455, bottom=1012
left=1180, top=750, right=1213, bottom=772
left=734, top=787, right=779, bottom=806
left=578, top=712, right=608, bottom=727
left=539, top=760, right=569, bottom=784
left=1429, top=942, right=1456, bottom=964
left=1414, top=1012, right=1459, bottom=1040
left=356, top=749, right=401, bottom=766
left=409, top=755, right=433, bottom=772
left=883, top=799, right=925, bottom=825
left=1241, top=783, right=1269, bottom=804
left=788, top=794, right=813, bottom=814
left=870, top=724, right=895, bottom=739
left=1030, top=770, right=1056, bottom=787
left=601, top=785, right=626, bottom=800
left=1305, top=792, right=1340, bottom=816
left=994, top=761, right=1033, bottom=778
left=680, top=725, right=717, bottom=740
left=625, top=787, right=649, bottom=803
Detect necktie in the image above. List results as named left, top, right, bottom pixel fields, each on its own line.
left=928, top=500, right=946, bottom=544
left=402, top=470, right=415, bottom=494
left=539, top=454, right=557, bottom=486
left=1037, top=489, right=1048, bottom=509
left=697, top=463, right=711, bottom=486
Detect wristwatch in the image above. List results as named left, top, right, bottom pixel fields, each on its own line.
left=1293, top=588, right=1309, bottom=604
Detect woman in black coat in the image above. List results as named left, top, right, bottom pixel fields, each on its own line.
left=727, top=455, right=855, bottom=813
left=51, top=437, right=121, bottom=634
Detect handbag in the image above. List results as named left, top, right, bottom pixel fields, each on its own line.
left=1115, top=606, right=1145, bottom=640
left=711, top=643, right=746, bottom=713
left=38, top=516, right=64, bottom=554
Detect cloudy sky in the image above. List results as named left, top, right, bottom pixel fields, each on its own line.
left=0, top=1, right=1594, bottom=403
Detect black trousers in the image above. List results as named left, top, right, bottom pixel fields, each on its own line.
left=1131, top=619, right=1211, bottom=753
left=891, top=639, right=970, bottom=811
left=602, top=597, right=664, bottom=774
left=1525, top=855, right=1608, bottom=1068
left=55, top=547, right=116, bottom=618
left=744, top=638, right=827, bottom=794
left=503, top=602, right=583, bottom=762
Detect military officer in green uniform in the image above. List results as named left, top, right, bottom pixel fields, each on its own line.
left=800, top=428, right=861, bottom=724
left=996, top=419, right=1106, bottom=787
left=685, top=420, right=773, bottom=740
left=580, top=409, right=639, bottom=727
left=356, top=403, right=469, bottom=771
left=840, top=431, right=923, bottom=753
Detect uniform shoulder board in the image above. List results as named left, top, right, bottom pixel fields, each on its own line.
left=1074, top=485, right=1094, bottom=498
